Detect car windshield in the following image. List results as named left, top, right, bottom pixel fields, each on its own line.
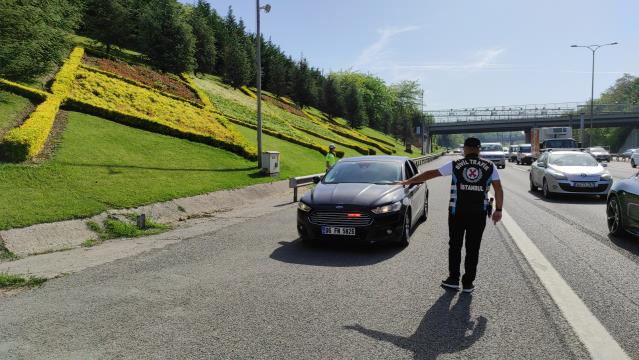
left=549, top=153, right=599, bottom=167
left=545, top=139, right=576, bottom=148
left=519, top=145, right=531, bottom=152
left=589, top=147, right=606, bottom=152
left=323, top=161, right=402, bottom=184
left=481, top=144, right=503, bottom=152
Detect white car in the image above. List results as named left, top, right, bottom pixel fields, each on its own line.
left=530, top=151, right=612, bottom=199
left=480, top=143, right=506, bottom=169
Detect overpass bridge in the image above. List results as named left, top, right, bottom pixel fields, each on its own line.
left=422, top=102, right=639, bottom=151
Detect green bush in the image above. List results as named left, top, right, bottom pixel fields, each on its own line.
left=50, top=47, right=84, bottom=96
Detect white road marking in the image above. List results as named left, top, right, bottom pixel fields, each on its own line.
left=500, top=210, right=630, bottom=360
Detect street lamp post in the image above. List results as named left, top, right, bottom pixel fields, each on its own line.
left=570, top=42, right=618, bottom=147
left=256, top=1, right=271, bottom=168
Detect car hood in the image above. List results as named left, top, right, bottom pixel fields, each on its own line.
left=549, top=164, right=606, bottom=181
left=305, top=182, right=404, bottom=207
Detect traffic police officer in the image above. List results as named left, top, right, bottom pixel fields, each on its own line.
left=326, top=144, right=337, bottom=172
left=400, top=137, right=503, bottom=293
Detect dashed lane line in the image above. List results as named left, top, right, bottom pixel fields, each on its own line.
left=500, top=209, right=630, bottom=360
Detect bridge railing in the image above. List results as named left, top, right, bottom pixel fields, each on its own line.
left=427, top=102, right=639, bottom=124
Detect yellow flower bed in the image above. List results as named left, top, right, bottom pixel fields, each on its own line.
left=181, top=73, right=214, bottom=108
left=69, top=68, right=256, bottom=159
left=0, top=78, right=49, bottom=102
left=50, top=47, right=84, bottom=97
left=1, top=96, right=61, bottom=161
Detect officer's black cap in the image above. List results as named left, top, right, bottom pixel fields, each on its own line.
left=464, top=137, right=481, bottom=148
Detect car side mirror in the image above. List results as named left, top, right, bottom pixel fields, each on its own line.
left=312, top=176, right=321, bottom=184
left=538, top=163, right=546, bottom=168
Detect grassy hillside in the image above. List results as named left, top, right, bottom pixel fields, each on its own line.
left=0, top=40, right=425, bottom=230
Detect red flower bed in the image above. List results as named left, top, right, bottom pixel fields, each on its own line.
left=83, top=55, right=201, bottom=104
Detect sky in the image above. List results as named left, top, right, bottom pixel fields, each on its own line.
left=188, top=0, right=639, bottom=110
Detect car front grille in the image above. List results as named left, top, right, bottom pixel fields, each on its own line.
left=558, top=183, right=609, bottom=193
left=309, top=211, right=373, bottom=227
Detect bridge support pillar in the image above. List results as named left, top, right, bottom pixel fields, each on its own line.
left=524, top=129, right=531, bottom=143
left=422, top=129, right=432, bottom=154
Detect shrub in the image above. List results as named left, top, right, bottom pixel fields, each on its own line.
left=50, top=47, right=84, bottom=96
left=0, top=78, right=49, bottom=102
left=181, top=72, right=213, bottom=108
left=0, top=96, right=62, bottom=161
left=81, top=64, right=205, bottom=108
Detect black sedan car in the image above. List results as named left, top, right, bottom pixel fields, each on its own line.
left=297, top=156, right=428, bottom=246
left=607, top=172, right=639, bottom=237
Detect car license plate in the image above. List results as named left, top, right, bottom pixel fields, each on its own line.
left=322, top=226, right=356, bottom=236
left=574, top=182, right=596, bottom=188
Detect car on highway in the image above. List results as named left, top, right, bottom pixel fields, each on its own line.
left=621, top=148, right=636, bottom=160
left=631, top=151, right=639, bottom=168
left=480, top=142, right=506, bottom=169
left=607, top=173, right=639, bottom=237
left=585, top=146, right=611, bottom=162
left=508, top=145, right=519, bottom=162
left=297, top=156, right=428, bottom=246
left=516, top=144, right=534, bottom=165
left=529, top=151, right=612, bottom=199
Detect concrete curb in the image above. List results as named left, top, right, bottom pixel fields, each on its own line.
left=1, top=180, right=291, bottom=257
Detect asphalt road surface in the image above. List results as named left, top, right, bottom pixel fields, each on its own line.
left=1, top=155, right=637, bottom=359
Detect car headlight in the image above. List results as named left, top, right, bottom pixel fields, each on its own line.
left=298, top=202, right=312, bottom=212
left=600, top=173, right=612, bottom=181
left=371, top=201, right=402, bottom=214
left=547, top=169, right=567, bottom=180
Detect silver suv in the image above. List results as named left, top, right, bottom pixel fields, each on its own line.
left=480, top=142, right=506, bottom=169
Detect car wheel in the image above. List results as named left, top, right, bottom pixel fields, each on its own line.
left=398, top=209, right=411, bottom=247
left=607, top=195, right=625, bottom=236
left=543, top=178, right=553, bottom=199
left=516, top=159, right=520, bottom=165
left=529, top=175, right=537, bottom=192
left=632, top=159, right=637, bottom=168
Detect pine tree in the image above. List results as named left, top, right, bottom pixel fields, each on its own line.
left=189, top=0, right=216, bottom=74
left=82, top=0, right=132, bottom=54
left=344, top=82, right=366, bottom=128
left=138, top=0, right=196, bottom=73
left=222, top=31, right=250, bottom=88
left=322, top=76, right=344, bottom=119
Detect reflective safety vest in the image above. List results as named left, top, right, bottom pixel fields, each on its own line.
left=326, top=152, right=337, bottom=167
left=450, top=156, right=494, bottom=215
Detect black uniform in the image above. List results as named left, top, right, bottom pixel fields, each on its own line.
left=447, top=155, right=495, bottom=286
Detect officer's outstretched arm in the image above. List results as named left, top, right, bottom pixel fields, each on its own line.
left=399, top=169, right=441, bottom=185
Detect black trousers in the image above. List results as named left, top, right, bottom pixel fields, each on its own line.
left=448, top=212, right=487, bottom=285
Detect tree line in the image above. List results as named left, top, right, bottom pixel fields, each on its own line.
left=0, top=0, right=429, bottom=141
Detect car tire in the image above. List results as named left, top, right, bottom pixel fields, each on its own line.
left=632, top=159, right=637, bottom=168
left=419, top=191, right=429, bottom=222
left=607, top=195, right=625, bottom=236
left=398, top=209, right=411, bottom=247
left=516, top=159, right=520, bottom=165
left=529, top=175, right=537, bottom=192
left=543, top=178, right=554, bottom=199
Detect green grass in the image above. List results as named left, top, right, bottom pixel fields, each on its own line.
left=0, top=241, right=18, bottom=261
left=0, top=273, right=46, bottom=288
left=0, top=91, right=31, bottom=134
left=0, top=111, right=344, bottom=230
left=86, top=216, right=170, bottom=243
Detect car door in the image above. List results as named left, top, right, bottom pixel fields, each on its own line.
left=404, top=161, right=422, bottom=224
left=625, top=175, right=639, bottom=231
left=409, top=160, right=426, bottom=218
left=531, top=153, right=548, bottom=186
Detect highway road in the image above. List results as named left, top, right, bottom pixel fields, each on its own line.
left=0, top=155, right=637, bottom=359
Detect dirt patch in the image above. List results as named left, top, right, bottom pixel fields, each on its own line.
left=83, top=55, right=201, bottom=104
left=261, top=94, right=308, bottom=118
left=32, top=110, right=69, bottom=163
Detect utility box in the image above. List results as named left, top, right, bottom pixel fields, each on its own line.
left=261, top=151, right=280, bottom=176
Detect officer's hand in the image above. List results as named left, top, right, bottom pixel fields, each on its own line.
left=492, top=211, right=502, bottom=224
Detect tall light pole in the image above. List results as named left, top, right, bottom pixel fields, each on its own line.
left=256, top=1, right=271, bottom=168
left=570, top=42, right=618, bottom=147
left=420, top=89, right=425, bottom=155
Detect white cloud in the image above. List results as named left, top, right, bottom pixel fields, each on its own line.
left=353, top=26, right=420, bottom=70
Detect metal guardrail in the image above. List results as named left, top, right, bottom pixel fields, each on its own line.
left=288, top=152, right=445, bottom=202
